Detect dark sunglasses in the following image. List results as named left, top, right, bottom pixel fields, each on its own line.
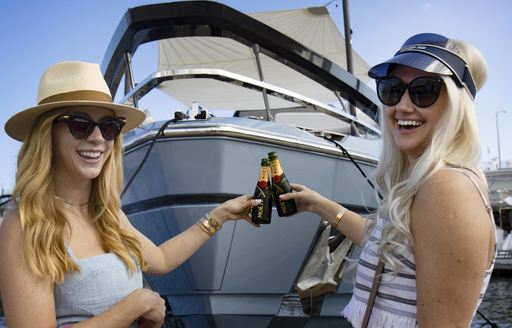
left=376, top=76, right=444, bottom=108
left=55, top=115, right=126, bottom=140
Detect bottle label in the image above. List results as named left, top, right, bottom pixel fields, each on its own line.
left=270, top=159, right=284, bottom=179
left=252, top=165, right=273, bottom=224
left=257, top=203, right=264, bottom=219
left=259, top=166, right=270, bottom=184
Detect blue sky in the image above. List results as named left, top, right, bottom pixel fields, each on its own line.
left=1, top=0, right=511, bottom=192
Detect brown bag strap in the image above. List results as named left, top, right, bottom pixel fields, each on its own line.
left=361, top=259, right=385, bottom=328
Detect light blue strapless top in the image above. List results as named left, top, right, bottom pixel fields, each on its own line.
left=54, top=249, right=142, bottom=327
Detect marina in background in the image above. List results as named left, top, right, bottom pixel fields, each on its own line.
left=487, top=168, right=512, bottom=273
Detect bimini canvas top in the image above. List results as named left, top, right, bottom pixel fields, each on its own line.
left=157, top=6, right=370, bottom=112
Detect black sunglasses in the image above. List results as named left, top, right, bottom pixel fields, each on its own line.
left=55, top=115, right=126, bottom=140
left=376, top=76, right=444, bottom=108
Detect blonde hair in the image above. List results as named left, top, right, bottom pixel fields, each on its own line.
left=13, top=110, right=146, bottom=282
left=374, top=40, right=488, bottom=271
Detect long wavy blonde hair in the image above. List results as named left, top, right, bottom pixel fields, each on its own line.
left=13, top=110, right=146, bottom=283
left=374, top=40, right=488, bottom=271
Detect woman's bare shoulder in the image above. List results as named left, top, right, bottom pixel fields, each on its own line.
left=0, top=209, right=22, bottom=243
left=117, top=208, right=133, bottom=228
left=415, top=168, right=486, bottom=209
left=411, top=168, right=491, bottom=241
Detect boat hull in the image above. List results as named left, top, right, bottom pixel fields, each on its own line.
left=122, top=118, right=378, bottom=324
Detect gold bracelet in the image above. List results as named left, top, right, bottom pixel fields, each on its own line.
left=333, top=207, right=349, bottom=228
left=197, top=219, right=216, bottom=237
left=196, top=220, right=213, bottom=237
left=196, top=212, right=222, bottom=237
left=205, top=212, right=222, bottom=232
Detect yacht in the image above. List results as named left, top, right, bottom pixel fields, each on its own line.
left=102, top=1, right=382, bottom=326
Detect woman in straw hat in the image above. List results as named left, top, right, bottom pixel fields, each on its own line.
left=281, top=33, right=495, bottom=327
left=0, top=61, right=261, bottom=327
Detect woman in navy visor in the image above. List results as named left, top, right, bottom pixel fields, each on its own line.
left=282, top=33, right=494, bottom=327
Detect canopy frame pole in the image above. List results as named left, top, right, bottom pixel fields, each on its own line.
left=341, top=0, right=360, bottom=136
left=124, top=52, right=138, bottom=108
left=334, top=90, right=348, bottom=113
left=252, top=44, right=273, bottom=121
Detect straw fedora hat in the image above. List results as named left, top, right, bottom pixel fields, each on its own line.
left=5, top=61, right=146, bottom=141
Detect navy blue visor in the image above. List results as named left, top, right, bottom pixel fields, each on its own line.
left=369, top=33, right=477, bottom=99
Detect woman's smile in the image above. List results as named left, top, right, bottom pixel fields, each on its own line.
left=385, top=66, right=447, bottom=161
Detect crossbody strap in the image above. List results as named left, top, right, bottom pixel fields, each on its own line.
left=361, top=259, right=385, bottom=328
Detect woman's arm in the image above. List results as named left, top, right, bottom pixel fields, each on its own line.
left=120, top=195, right=261, bottom=275
left=411, top=169, right=494, bottom=327
left=70, top=289, right=165, bottom=328
left=0, top=211, right=58, bottom=327
left=279, top=183, right=368, bottom=245
left=0, top=211, right=165, bottom=328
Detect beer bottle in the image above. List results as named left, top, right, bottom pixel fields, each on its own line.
left=251, top=158, right=273, bottom=224
left=268, top=151, right=297, bottom=216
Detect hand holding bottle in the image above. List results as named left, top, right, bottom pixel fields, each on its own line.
left=211, top=195, right=262, bottom=227
left=278, top=183, right=326, bottom=214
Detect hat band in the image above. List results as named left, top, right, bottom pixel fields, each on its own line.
left=39, top=90, right=112, bottom=105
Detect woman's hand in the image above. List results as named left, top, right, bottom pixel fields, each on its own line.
left=280, top=184, right=367, bottom=245
left=211, top=195, right=262, bottom=227
left=131, top=289, right=166, bottom=327
left=279, top=183, right=324, bottom=214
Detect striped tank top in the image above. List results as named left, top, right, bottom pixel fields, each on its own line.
left=342, top=168, right=496, bottom=327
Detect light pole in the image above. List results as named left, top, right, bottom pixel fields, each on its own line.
left=496, top=110, right=506, bottom=169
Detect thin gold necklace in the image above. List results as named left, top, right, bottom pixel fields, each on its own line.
left=61, top=206, right=92, bottom=223
left=54, top=195, right=89, bottom=207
